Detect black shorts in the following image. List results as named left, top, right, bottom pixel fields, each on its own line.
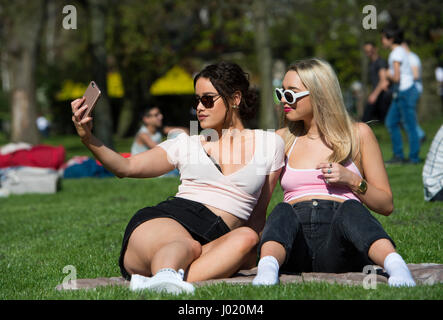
left=118, top=196, right=231, bottom=280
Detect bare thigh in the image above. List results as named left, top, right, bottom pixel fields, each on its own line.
left=123, top=217, right=201, bottom=277
left=186, top=226, right=259, bottom=282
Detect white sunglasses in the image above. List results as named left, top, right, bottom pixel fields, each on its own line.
left=275, top=88, right=310, bottom=104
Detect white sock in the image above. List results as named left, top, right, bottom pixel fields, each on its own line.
left=252, top=256, right=280, bottom=286
left=383, top=252, right=416, bottom=287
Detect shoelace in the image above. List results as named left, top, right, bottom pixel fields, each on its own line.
left=156, top=268, right=185, bottom=280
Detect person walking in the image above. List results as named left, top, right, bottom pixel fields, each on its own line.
left=382, top=28, right=421, bottom=164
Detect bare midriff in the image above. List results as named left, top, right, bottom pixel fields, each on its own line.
left=203, top=204, right=244, bottom=230
left=288, top=194, right=346, bottom=206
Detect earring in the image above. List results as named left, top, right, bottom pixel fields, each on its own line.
left=232, top=104, right=238, bottom=109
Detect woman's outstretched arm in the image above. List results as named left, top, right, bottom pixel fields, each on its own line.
left=71, top=97, right=175, bottom=178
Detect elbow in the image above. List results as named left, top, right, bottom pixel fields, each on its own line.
left=371, top=198, right=393, bottom=216
left=380, top=201, right=394, bottom=216
left=114, top=167, right=129, bottom=179
left=115, top=158, right=132, bottom=178
left=383, top=206, right=394, bottom=216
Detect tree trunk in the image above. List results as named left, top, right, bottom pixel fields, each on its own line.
left=252, top=0, right=277, bottom=130
left=4, top=0, right=45, bottom=144
left=88, top=0, right=114, bottom=148
left=45, top=0, right=57, bottom=65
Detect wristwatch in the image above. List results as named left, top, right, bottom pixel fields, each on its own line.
left=356, top=179, right=368, bottom=194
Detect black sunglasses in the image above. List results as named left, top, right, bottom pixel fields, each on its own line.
left=193, top=94, right=222, bottom=109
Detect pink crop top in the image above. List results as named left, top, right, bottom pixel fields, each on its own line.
left=280, top=137, right=362, bottom=203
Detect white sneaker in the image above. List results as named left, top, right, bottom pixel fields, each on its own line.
left=129, top=274, right=152, bottom=291
left=131, top=268, right=195, bottom=295
left=388, top=275, right=416, bottom=287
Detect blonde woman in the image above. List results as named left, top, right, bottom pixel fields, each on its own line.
left=252, top=58, right=416, bottom=287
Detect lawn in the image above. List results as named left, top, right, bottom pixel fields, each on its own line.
left=0, top=117, right=442, bottom=300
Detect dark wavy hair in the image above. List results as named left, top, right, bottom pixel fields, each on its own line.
left=193, top=61, right=258, bottom=122
left=381, top=27, right=404, bottom=45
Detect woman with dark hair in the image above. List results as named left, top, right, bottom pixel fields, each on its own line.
left=70, top=61, right=285, bottom=294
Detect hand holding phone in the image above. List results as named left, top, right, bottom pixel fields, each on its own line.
left=82, top=81, right=101, bottom=120
left=70, top=81, right=101, bottom=141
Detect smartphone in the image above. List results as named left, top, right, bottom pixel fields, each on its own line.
left=81, top=81, right=101, bottom=120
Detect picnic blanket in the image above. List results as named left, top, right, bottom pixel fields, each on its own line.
left=56, top=263, right=443, bottom=290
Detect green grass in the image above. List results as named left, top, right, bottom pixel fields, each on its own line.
left=0, top=117, right=442, bottom=300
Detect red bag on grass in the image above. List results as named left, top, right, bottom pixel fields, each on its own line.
left=0, top=145, right=66, bottom=170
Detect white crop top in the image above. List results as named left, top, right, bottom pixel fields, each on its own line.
left=157, top=130, right=285, bottom=220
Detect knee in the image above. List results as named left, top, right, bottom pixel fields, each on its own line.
left=164, top=237, right=202, bottom=260
left=185, top=238, right=203, bottom=259
left=231, top=227, right=260, bottom=253
left=334, top=200, right=372, bottom=226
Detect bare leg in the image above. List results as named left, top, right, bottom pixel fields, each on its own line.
left=367, top=238, right=396, bottom=267
left=252, top=240, right=286, bottom=286
left=259, top=240, right=286, bottom=266
left=123, top=218, right=202, bottom=277
left=368, top=238, right=416, bottom=287
left=186, top=227, right=259, bottom=282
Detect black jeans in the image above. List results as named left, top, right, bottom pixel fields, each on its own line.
left=259, top=199, right=396, bottom=273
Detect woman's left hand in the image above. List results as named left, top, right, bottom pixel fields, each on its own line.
left=316, top=162, right=359, bottom=187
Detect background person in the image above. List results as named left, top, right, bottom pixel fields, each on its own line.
left=423, top=125, right=443, bottom=202
left=402, top=40, right=426, bottom=143
left=36, top=113, right=51, bottom=138
left=436, top=64, right=443, bottom=111
left=131, top=106, right=189, bottom=155
left=362, top=41, right=391, bottom=123
left=382, top=28, right=421, bottom=164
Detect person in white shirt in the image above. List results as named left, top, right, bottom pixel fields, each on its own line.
left=131, top=106, right=188, bottom=177
left=382, top=28, right=421, bottom=164
left=36, top=114, right=50, bottom=138
left=131, top=106, right=189, bottom=155
left=436, top=64, right=443, bottom=111
left=423, top=125, right=443, bottom=202
left=70, top=61, right=285, bottom=294
left=402, top=40, right=426, bottom=143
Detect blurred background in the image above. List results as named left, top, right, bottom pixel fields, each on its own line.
left=0, top=0, right=442, bottom=149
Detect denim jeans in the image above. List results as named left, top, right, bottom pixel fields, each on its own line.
left=385, top=85, right=421, bottom=162
left=258, top=199, right=396, bottom=273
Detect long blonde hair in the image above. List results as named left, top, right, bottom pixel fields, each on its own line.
left=280, top=58, right=360, bottom=164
